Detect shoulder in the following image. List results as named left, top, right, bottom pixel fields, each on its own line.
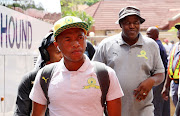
left=141, top=35, right=159, bottom=48
left=21, top=69, right=39, bottom=84
left=41, top=62, right=58, bottom=72
left=18, top=69, right=39, bottom=93
left=92, top=61, right=116, bottom=76
left=141, top=35, right=156, bottom=44
left=98, top=34, right=120, bottom=47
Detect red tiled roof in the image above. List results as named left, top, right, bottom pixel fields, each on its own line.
left=85, top=0, right=180, bottom=30
left=25, top=8, right=45, bottom=18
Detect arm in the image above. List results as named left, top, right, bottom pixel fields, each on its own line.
left=14, top=80, right=32, bottom=116
left=31, top=101, right=46, bottom=116
left=161, top=74, right=171, bottom=101
left=14, top=70, right=37, bottom=116
left=107, top=98, right=121, bottom=116
left=134, top=73, right=164, bottom=101
left=149, top=72, right=165, bottom=86
left=105, top=67, right=123, bottom=116
left=29, top=69, right=49, bottom=116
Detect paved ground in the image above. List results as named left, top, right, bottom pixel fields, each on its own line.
left=170, top=98, right=175, bottom=116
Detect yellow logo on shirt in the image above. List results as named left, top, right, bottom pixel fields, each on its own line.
left=42, top=76, right=49, bottom=83
left=83, top=77, right=100, bottom=89
left=31, top=81, right=34, bottom=85
left=137, top=50, right=148, bottom=59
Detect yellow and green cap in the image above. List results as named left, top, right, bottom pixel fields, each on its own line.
left=53, top=16, right=89, bottom=39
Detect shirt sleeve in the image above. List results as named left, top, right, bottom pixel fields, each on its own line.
left=14, top=73, right=33, bottom=116
left=106, top=66, right=124, bottom=101
left=29, top=69, right=47, bottom=105
left=92, top=40, right=107, bottom=63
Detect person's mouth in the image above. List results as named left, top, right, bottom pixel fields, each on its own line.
left=72, top=50, right=82, bottom=55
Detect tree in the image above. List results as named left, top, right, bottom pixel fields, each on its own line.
left=6, top=0, right=44, bottom=10
left=64, top=10, right=94, bottom=29
left=60, top=0, right=95, bottom=29
left=85, top=0, right=100, bottom=6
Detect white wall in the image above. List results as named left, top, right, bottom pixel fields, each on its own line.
left=0, top=5, right=53, bottom=115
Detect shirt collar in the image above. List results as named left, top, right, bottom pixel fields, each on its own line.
left=59, top=55, right=91, bottom=72
left=116, top=32, right=144, bottom=46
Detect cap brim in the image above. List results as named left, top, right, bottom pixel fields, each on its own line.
left=45, top=32, right=54, bottom=47
left=115, top=13, right=145, bottom=24
left=39, top=32, right=54, bottom=48
left=49, top=34, right=55, bottom=44
left=175, top=25, right=180, bottom=29
left=54, top=22, right=89, bottom=39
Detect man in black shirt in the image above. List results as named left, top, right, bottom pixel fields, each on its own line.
left=14, top=32, right=63, bottom=116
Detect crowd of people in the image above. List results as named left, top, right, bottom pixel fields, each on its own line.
left=13, top=6, right=180, bottom=116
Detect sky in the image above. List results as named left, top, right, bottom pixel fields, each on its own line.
left=1, top=0, right=61, bottom=13
left=34, top=0, right=61, bottom=13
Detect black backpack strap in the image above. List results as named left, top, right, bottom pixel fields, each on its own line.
left=93, top=61, right=110, bottom=116
left=40, top=63, right=57, bottom=105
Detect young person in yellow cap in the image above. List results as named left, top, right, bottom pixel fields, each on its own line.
left=93, top=6, right=165, bottom=116
left=29, top=16, right=124, bottom=116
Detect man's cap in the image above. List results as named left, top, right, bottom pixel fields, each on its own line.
left=175, top=23, right=180, bottom=30
left=53, top=16, right=89, bottom=39
left=115, top=6, right=145, bottom=24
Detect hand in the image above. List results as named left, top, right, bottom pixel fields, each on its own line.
left=161, top=87, right=169, bottom=101
left=133, top=78, right=155, bottom=102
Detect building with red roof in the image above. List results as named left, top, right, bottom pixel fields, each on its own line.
left=85, top=0, right=180, bottom=42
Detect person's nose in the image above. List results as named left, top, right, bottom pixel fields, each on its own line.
left=129, top=23, right=135, bottom=28
left=72, top=40, right=80, bottom=47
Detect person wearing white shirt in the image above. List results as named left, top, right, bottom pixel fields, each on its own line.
left=29, top=16, right=124, bottom=116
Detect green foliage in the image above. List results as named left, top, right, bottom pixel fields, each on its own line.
left=60, top=0, right=100, bottom=9
left=62, top=10, right=94, bottom=29
left=85, top=0, right=100, bottom=6
left=6, top=1, right=44, bottom=11
left=60, top=0, right=95, bottom=29
left=25, top=3, right=44, bottom=10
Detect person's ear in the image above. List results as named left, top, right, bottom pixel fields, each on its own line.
left=85, top=35, right=87, bottom=40
left=53, top=41, right=61, bottom=52
left=119, top=23, right=122, bottom=28
left=53, top=41, right=58, bottom=47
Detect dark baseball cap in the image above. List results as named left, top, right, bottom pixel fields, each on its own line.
left=38, top=32, right=55, bottom=68
left=40, top=32, right=54, bottom=49
left=115, top=6, right=145, bottom=24
left=175, top=23, right=180, bottom=30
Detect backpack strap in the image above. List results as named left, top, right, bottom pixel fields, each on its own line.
left=93, top=61, right=110, bottom=116
left=40, top=63, right=57, bottom=105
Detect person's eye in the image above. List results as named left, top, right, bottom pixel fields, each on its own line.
left=56, top=50, right=60, bottom=53
left=124, top=22, right=130, bottom=25
left=134, top=21, right=140, bottom=25
left=79, top=36, right=84, bottom=40
left=64, top=37, right=70, bottom=41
